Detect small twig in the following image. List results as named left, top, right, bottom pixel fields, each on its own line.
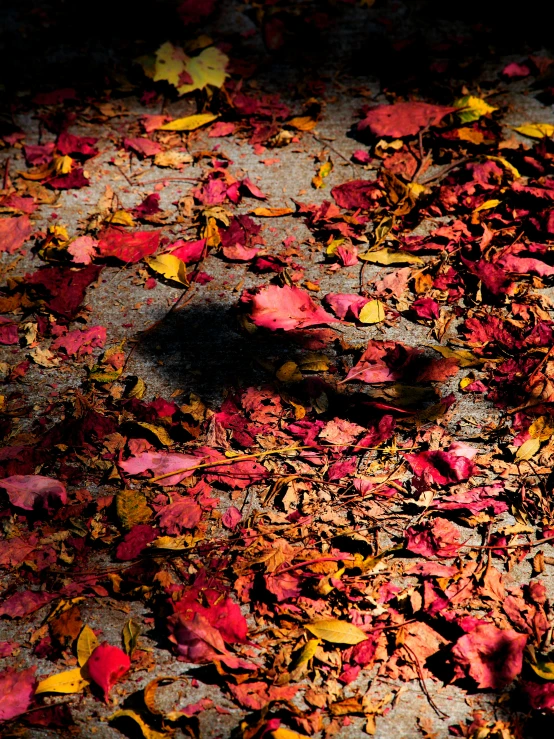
left=419, top=156, right=469, bottom=185
left=310, top=132, right=355, bottom=169
left=402, top=642, right=448, bottom=718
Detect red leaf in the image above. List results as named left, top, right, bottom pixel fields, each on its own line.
left=87, top=643, right=131, bottom=703
left=406, top=517, right=462, bottom=558
left=0, top=590, right=54, bottom=618
left=57, top=132, right=98, bottom=158
left=119, top=451, right=199, bottom=486
left=0, top=215, right=33, bottom=254
left=346, top=340, right=420, bottom=384
left=452, top=623, right=526, bottom=689
left=26, top=264, right=102, bottom=319
left=405, top=443, right=477, bottom=485
left=331, top=180, right=382, bottom=209
left=0, top=475, right=67, bottom=511
left=97, top=228, right=160, bottom=263
left=0, top=319, right=18, bottom=345
left=115, top=524, right=157, bottom=561
left=158, top=496, right=203, bottom=534
left=358, top=102, right=455, bottom=138
left=124, top=137, right=163, bottom=158
left=248, top=284, right=339, bottom=331
left=51, top=326, right=106, bottom=357
left=0, top=666, right=36, bottom=722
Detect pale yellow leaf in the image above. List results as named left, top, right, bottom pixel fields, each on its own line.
left=160, top=113, right=218, bottom=131
left=358, top=300, right=386, bottom=324
left=306, top=618, right=367, bottom=645
left=290, top=638, right=320, bottom=671
left=486, top=155, right=520, bottom=179
left=530, top=661, right=554, bottom=680
left=514, top=123, right=554, bottom=139
left=516, top=437, right=540, bottom=461
left=177, top=46, right=228, bottom=94
left=36, top=667, right=89, bottom=695
left=123, top=619, right=141, bottom=656
left=358, top=248, right=423, bottom=265
left=145, top=254, right=188, bottom=286
left=77, top=625, right=99, bottom=667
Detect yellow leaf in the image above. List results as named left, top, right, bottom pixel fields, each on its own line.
left=123, top=619, right=141, bottom=656
left=36, top=667, right=89, bottom=695
left=202, top=216, right=221, bottom=248
left=407, top=182, right=426, bottom=198
left=160, top=113, right=218, bottom=131
left=135, top=422, right=174, bottom=447
left=149, top=41, right=187, bottom=87
left=77, top=625, right=99, bottom=668
left=530, top=662, right=554, bottom=680
left=473, top=199, right=501, bottom=213
left=358, top=248, right=423, bottom=265
left=251, top=207, right=293, bottom=217
left=486, top=155, right=520, bottom=179
left=54, top=155, right=73, bottom=175
left=145, top=254, right=188, bottom=286
left=110, top=210, right=135, bottom=227
left=276, top=361, right=302, bottom=383
left=459, top=375, right=473, bottom=390
left=177, top=46, right=228, bottom=95
left=146, top=42, right=228, bottom=96
left=288, top=116, right=318, bottom=131
left=514, top=123, right=554, bottom=139
left=326, top=238, right=345, bottom=255
left=306, top=618, right=367, bottom=645
left=151, top=535, right=189, bottom=549
left=127, top=376, right=147, bottom=400
left=110, top=709, right=169, bottom=739
left=454, top=95, right=497, bottom=123
left=290, top=639, right=320, bottom=671
left=516, top=437, right=541, bottom=461
left=358, top=300, right=386, bottom=324
left=272, top=729, right=310, bottom=739
left=430, top=345, right=481, bottom=367
left=312, top=160, right=333, bottom=189
left=299, top=353, right=330, bottom=372
left=116, top=489, right=152, bottom=530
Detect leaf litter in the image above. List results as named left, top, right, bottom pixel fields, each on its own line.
left=2, top=2, right=554, bottom=738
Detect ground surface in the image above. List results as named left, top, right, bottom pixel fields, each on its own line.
left=2, top=2, right=554, bottom=738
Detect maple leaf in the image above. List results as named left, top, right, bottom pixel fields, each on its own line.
left=67, top=235, right=99, bottom=265
left=248, top=284, right=339, bottom=331
left=405, top=517, right=462, bottom=558
left=147, top=42, right=228, bottom=95
left=158, top=495, right=202, bottom=534
left=345, top=340, right=421, bottom=384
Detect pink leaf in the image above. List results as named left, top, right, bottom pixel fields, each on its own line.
left=0, top=215, right=33, bottom=254
left=87, top=643, right=131, bottom=703
left=452, top=623, right=526, bottom=689
left=249, top=284, right=339, bottom=331
left=406, top=517, right=462, bottom=558
left=0, top=475, right=67, bottom=511
left=222, top=506, right=242, bottom=529
left=167, top=238, right=206, bottom=263
left=67, top=235, right=98, bottom=265
left=0, top=666, right=36, bottom=722
left=119, top=451, right=199, bottom=486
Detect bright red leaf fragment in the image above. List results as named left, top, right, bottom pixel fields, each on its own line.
left=87, top=643, right=131, bottom=703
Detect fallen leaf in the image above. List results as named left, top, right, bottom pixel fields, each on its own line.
left=160, top=113, right=218, bottom=131
left=306, top=619, right=367, bottom=645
